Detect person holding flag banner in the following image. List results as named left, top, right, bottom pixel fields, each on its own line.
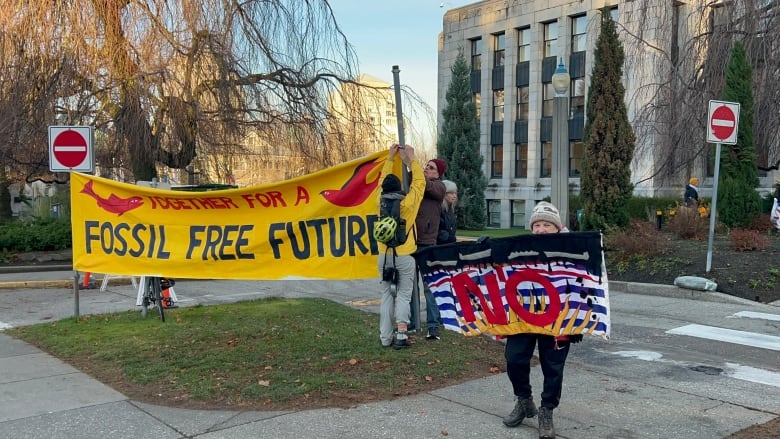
left=413, top=201, right=609, bottom=439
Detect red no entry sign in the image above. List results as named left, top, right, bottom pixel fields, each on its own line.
left=53, top=130, right=87, bottom=167
left=49, top=126, right=94, bottom=172
left=706, top=101, right=740, bottom=145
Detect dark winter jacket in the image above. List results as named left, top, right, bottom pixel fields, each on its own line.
left=415, top=179, right=445, bottom=246
left=437, top=205, right=457, bottom=245
left=684, top=184, right=699, bottom=207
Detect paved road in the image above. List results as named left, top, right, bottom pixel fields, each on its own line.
left=0, top=271, right=778, bottom=438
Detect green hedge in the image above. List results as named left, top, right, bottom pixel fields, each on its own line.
left=569, top=195, right=685, bottom=229
left=0, top=217, right=72, bottom=252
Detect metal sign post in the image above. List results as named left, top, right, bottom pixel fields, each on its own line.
left=706, top=143, right=722, bottom=272
left=705, top=100, right=740, bottom=272
left=391, top=65, right=420, bottom=332
left=391, top=65, right=409, bottom=191
left=73, top=271, right=80, bottom=317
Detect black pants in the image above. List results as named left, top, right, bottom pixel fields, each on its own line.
left=504, top=333, right=571, bottom=409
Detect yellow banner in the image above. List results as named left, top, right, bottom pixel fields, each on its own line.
left=71, top=151, right=395, bottom=280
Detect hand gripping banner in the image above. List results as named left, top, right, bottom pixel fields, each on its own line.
left=413, top=232, right=610, bottom=339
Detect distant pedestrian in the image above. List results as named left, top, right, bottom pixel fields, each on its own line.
left=503, top=201, right=581, bottom=439
left=684, top=177, right=699, bottom=207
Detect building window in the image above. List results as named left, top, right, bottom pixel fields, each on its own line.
left=491, top=144, right=503, bottom=178
left=493, top=33, right=505, bottom=67
left=570, top=141, right=584, bottom=177
left=571, top=15, right=587, bottom=52
left=487, top=200, right=501, bottom=227
left=610, top=6, right=619, bottom=23
left=542, top=83, right=555, bottom=117
left=540, top=142, right=552, bottom=177
left=471, top=38, right=483, bottom=71
left=511, top=200, right=526, bottom=228
left=571, top=78, right=586, bottom=115
left=543, top=21, right=557, bottom=58
left=474, top=92, right=481, bottom=120
left=516, top=86, right=529, bottom=120
left=493, top=89, right=504, bottom=122
left=517, top=27, right=531, bottom=62
left=515, top=143, right=528, bottom=178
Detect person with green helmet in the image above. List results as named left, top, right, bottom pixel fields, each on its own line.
left=377, top=144, right=425, bottom=349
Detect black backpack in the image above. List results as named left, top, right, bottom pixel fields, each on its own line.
left=377, top=192, right=408, bottom=247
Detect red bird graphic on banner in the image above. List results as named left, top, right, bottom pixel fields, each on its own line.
left=81, top=180, right=143, bottom=216
left=320, top=159, right=382, bottom=207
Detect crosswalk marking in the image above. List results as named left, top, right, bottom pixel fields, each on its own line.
left=724, top=363, right=780, bottom=388
left=731, top=311, right=780, bottom=322
left=667, top=324, right=780, bottom=351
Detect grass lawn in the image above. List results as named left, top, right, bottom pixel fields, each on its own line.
left=6, top=298, right=506, bottom=411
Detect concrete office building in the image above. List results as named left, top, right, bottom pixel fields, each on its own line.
left=437, top=0, right=779, bottom=229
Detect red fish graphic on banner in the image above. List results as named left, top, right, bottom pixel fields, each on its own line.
left=80, top=180, right=143, bottom=216
left=320, top=159, right=382, bottom=207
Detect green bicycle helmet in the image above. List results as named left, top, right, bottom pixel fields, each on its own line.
left=373, top=216, right=398, bottom=243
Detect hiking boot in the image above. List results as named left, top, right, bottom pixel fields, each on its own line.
left=538, top=407, right=555, bottom=438
left=394, top=338, right=411, bottom=350
left=503, top=397, right=537, bottom=427
left=426, top=326, right=440, bottom=340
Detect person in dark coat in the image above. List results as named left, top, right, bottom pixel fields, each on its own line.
left=436, top=180, right=458, bottom=245
left=684, top=177, right=700, bottom=207
left=409, top=159, right=446, bottom=339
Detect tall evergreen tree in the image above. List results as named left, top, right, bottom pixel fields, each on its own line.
left=716, top=41, right=762, bottom=228
left=438, top=49, right=486, bottom=229
left=580, top=8, right=636, bottom=231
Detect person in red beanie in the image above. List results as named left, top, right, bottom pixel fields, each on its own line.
left=409, top=158, right=447, bottom=339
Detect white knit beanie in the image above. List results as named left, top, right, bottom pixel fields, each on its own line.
left=443, top=180, right=458, bottom=193
left=529, top=201, right=562, bottom=231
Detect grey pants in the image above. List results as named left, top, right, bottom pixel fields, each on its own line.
left=378, top=252, right=416, bottom=346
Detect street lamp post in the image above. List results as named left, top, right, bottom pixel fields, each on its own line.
left=551, top=58, right=570, bottom=229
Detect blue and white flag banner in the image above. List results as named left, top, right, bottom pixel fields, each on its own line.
left=413, top=232, right=610, bottom=339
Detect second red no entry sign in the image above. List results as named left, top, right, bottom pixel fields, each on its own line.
left=707, top=100, right=740, bottom=145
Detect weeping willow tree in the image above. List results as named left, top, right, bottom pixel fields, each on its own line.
left=0, top=0, right=429, bottom=185
left=618, top=0, right=778, bottom=190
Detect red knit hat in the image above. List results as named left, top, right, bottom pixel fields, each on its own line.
left=430, top=159, right=447, bottom=177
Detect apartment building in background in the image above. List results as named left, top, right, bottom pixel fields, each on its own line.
left=438, top=0, right=779, bottom=229
left=329, top=74, right=399, bottom=154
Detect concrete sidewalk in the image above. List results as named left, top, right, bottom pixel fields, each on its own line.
left=0, top=271, right=777, bottom=438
